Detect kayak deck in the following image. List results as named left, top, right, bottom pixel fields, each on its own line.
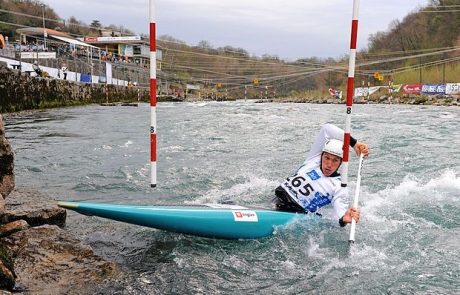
left=58, top=201, right=305, bottom=239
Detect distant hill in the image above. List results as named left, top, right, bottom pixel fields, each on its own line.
left=1, top=0, right=459, bottom=97
left=367, top=0, right=459, bottom=55
left=1, top=0, right=62, bottom=37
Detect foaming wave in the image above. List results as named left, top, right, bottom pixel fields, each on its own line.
left=124, top=164, right=149, bottom=186
left=94, top=144, right=113, bottom=151
left=395, top=109, right=416, bottom=114
left=186, top=102, right=209, bottom=107
left=364, top=169, right=459, bottom=213
left=120, top=140, right=133, bottom=148
left=164, top=145, right=184, bottom=152
left=157, top=103, right=177, bottom=108
left=358, top=169, right=459, bottom=238
left=439, top=112, right=457, bottom=119
left=186, top=174, right=278, bottom=205
left=348, top=243, right=389, bottom=262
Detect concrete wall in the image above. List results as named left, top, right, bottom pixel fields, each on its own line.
left=0, top=65, right=149, bottom=113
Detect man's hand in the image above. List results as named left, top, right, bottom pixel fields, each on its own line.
left=353, top=142, right=369, bottom=157
left=342, top=208, right=360, bottom=224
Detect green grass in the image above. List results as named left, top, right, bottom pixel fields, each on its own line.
left=394, top=61, right=460, bottom=84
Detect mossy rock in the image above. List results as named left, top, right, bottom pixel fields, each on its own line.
left=414, top=96, right=428, bottom=105
left=0, top=245, right=12, bottom=269
left=0, top=244, right=15, bottom=289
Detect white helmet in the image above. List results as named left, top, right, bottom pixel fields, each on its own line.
left=322, top=139, right=343, bottom=158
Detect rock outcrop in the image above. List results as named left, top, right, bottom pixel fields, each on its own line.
left=0, top=252, right=15, bottom=290
left=1, top=188, right=66, bottom=227
left=0, top=73, right=129, bottom=294
left=1, top=225, right=119, bottom=294
left=0, top=188, right=121, bottom=293
left=0, top=65, right=148, bottom=113
left=0, top=220, right=30, bottom=238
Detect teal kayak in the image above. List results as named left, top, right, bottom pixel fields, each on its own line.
left=58, top=201, right=305, bottom=239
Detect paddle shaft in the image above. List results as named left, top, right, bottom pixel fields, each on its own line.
left=349, top=153, right=364, bottom=243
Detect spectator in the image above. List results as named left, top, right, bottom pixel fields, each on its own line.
left=61, top=63, right=68, bottom=80
left=32, top=61, right=42, bottom=77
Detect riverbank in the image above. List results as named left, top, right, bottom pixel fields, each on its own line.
left=2, top=62, right=459, bottom=113
left=0, top=65, right=148, bottom=113
left=0, top=188, right=120, bottom=294
left=254, top=93, right=460, bottom=106
left=0, top=114, right=120, bottom=294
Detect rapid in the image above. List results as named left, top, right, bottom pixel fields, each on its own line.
left=4, top=101, right=459, bottom=294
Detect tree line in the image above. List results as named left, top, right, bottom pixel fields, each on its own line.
left=0, top=0, right=458, bottom=97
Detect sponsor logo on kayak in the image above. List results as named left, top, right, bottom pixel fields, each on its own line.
left=232, top=210, right=258, bottom=222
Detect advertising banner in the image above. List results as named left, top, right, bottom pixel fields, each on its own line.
left=85, top=36, right=141, bottom=43
left=354, top=87, right=366, bottom=97
left=445, top=83, right=460, bottom=95
left=354, top=86, right=381, bottom=97
left=105, top=62, right=112, bottom=84
left=119, top=44, right=134, bottom=57
left=390, top=84, right=403, bottom=92
left=84, top=37, right=98, bottom=42
left=421, top=84, right=446, bottom=95
left=401, top=83, right=422, bottom=94
left=20, top=52, right=56, bottom=59
left=186, top=84, right=200, bottom=90
left=328, top=88, right=342, bottom=99
left=80, top=74, right=92, bottom=83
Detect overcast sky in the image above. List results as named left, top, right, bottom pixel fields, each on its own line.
left=40, top=0, right=430, bottom=60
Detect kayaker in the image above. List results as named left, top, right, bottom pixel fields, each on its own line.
left=273, top=123, right=369, bottom=227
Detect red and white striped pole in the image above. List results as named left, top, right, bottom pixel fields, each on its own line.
left=149, top=0, right=157, bottom=187
left=342, top=0, right=360, bottom=189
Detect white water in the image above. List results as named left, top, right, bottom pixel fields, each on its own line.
left=5, top=101, right=460, bottom=294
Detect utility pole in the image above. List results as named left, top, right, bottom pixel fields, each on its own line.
left=42, top=4, right=47, bottom=49
left=19, top=34, right=22, bottom=70
left=442, top=53, right=447, bottom=83
left=419, top=56, right=422, bottom=84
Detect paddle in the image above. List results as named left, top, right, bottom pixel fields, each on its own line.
left=348, top=153, right=364, bottom=244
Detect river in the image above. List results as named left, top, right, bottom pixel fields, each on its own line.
left=4, top=101, right=460, bottom=294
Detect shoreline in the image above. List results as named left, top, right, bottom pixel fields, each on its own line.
left=251, top=94, right=460, bottom=106
left=0, top=187, right=120, bottom=294
left=2, top=96, right=460, bottom=118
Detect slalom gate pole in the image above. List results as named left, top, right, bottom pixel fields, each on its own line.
left=349, top=153, right=364, bottom=243
left=342, top=0, right=360, bottom=188
left=343, top=0, right=361, bottom=243
left=149, top=0, right=157, bottom=187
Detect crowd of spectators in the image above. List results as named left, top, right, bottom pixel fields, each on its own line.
left=0, top=38, right=149, bottom=85
left=9, top=40, right=148, bottom=68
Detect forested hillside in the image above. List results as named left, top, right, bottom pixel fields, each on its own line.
left=358, top=0, right=460, bottom=86
left=158, top=0, right=460, bottom=98
left=367, top=0, right=459, bottom=54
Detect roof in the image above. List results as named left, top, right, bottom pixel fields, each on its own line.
left=16, top=27, right=69, bottom=37
left=15, top=27, right=96, bottom=48
left=50, top=35, right=97, bottom=48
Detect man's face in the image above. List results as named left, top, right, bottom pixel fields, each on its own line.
left=321, top=152, right=342, bottom=176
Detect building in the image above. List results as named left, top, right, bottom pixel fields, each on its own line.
left=82, top=35, right=162, bottom=68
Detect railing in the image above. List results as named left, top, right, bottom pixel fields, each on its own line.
left=0, top=46, right=150, bottom=86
